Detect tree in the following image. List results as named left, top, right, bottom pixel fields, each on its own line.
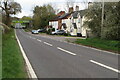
left=0, top=0, right=21, bottom=26
left=103, top=2, right=120, bottom=40
left=84, top=2, right=120, bottom=40
left=33, top=4, right=56, bottom=29
left=84, top=3, right=102, bottom=37
left=20, top=16, right=32, bottom=21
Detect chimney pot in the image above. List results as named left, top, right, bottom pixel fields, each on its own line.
left=76, top=6, right=79, bottom=11
left=69, top=7, right=73, bottom=13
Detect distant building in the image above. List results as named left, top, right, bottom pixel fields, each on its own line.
left=49, top=5, right=90, bottom=37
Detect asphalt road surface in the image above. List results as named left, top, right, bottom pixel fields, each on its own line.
left=16, top=29, right=119, bottom=78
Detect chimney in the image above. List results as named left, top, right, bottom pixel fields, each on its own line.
left=88, top=2, right=93, bottom=9
left=69, top=7, right=73, bottom=13
left=76, top=6, right=79, bottom=11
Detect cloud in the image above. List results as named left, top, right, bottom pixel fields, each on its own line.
left=14, top=0, right=89, bottom=18
left=14, top=10, right=33, bottom=18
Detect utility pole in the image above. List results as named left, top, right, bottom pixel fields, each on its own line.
left=101, top=0, right=104, bottom=39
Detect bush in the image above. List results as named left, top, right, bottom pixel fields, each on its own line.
left=46, top=28, right=52, bottom=34
left=52, top=28, right=55, bottom=31
left=64, top=33, right=71, bottom=36
left=103, top=26, right=120, bottom=40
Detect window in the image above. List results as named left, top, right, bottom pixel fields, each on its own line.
left=72, top=23, right=77, bottom=29
left=62, top=23, right=67, bottom=29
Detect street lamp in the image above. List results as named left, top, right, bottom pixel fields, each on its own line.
left=101, top=0, right=104, bottom=39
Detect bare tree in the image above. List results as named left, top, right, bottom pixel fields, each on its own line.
left=0, top=0, right=21, bottom=26
left=64, top=0, right=75, bottom=13
left=50, top=3, right=60, bottom=14
left=82, top=0, right=88, bottom=9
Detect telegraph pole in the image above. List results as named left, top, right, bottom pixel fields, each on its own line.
left=101, top=0, right=104, bottom=39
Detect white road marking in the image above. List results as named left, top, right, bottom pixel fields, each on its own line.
left=15, top=30, right=38, bottom=79
left=44, top=42, right=53, bottom=46
left=90, top=60, right=120, bottom=73
left=57, top=47, right=77, bottom=56
left=29, top=32, right=118, bottom=56
left=37, top=39, right=42, bottom=42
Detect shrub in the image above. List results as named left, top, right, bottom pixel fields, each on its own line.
left=52, top=28, right=55, bottom=31
left=46, top=28, right=52, bottom=34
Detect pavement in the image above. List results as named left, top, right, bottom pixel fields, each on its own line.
left=27, top=32, right=85, bottom=42
left=16, top=29, right=119, bottom=78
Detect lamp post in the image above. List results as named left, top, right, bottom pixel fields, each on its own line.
left=101, top=0, right=104, bottom=39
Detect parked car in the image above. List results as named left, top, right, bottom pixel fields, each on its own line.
left=52, top=30, right=66, bottom=35
left=31, top=30, right=39, bottom=34
left=37, top=29, right=46, bottom=33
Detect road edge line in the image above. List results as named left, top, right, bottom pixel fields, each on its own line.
left=15, top=29, right=38, bottom=79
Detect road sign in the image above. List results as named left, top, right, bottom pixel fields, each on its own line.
left=12, top=20, right=29, bottom=23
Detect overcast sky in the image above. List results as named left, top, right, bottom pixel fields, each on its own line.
left=14, top=0, right=93, bottom=18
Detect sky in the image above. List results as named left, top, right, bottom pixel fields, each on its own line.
left=14, top=0, right=93, bottom=18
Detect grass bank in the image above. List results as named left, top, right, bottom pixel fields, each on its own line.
left=2, top=29, right=27, bottom=78
left=74, top=38, right=120, bottom=53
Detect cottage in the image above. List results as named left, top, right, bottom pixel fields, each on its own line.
left=49, top=6, right=90, bottom=37
left=60, top=13, right=72, bottom=33
left=79, top=10, right=91, bottom=37
left=49, top=17, right=59, bottom=31
left=49, top=11, right=65, bottom=31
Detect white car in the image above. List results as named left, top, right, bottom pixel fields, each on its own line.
left=31, top=30, right=39, bottom=34
left=51, top=30, right=66, bottom=35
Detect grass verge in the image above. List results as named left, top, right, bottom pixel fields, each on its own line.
left=74, top=38, right=120, bottom=53
left=2, top=29, right=27, bottom=78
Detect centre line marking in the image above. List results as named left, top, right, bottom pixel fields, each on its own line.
left=57, top=47, right=77, bottom=56
left=90, top=60, right=120, bottom=73
left=44, top=42, right=53, bottom=46
left=37, top=39, right=42, bottom=42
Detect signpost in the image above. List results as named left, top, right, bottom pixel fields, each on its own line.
left=101, top=0, right=104, bottom=39
left=12, top=20, right=30, bottom=29
left=12, top=20, right=29, bottom=23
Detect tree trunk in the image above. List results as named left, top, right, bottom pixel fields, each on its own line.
left=5, top=14, right=11, bottom=27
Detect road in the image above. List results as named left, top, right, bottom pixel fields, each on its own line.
left=16, top=29, right=119, bottom=78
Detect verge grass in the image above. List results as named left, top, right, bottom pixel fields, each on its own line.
left=74, top=38, right=119, bottom=53
left=2, top=29, right=27, bottom=78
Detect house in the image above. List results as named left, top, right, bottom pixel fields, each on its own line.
left=49, top=7, right=82, bottom=36
left=79, top=9, right=91, bottom=37
left=49, top=16, right=59, bottom=31
left=70, top=11, right=81, bottom=36
left=70, top=6, right=91, bottom=37
left=60, top=6, right=82, bottom=36
left=60, top=13, right=72, bottom=32
left=49, top=11, right=65, bottom=31
left=49, top=5, right=90, bottom=37
left=58, top=6, right=83, bottom=36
